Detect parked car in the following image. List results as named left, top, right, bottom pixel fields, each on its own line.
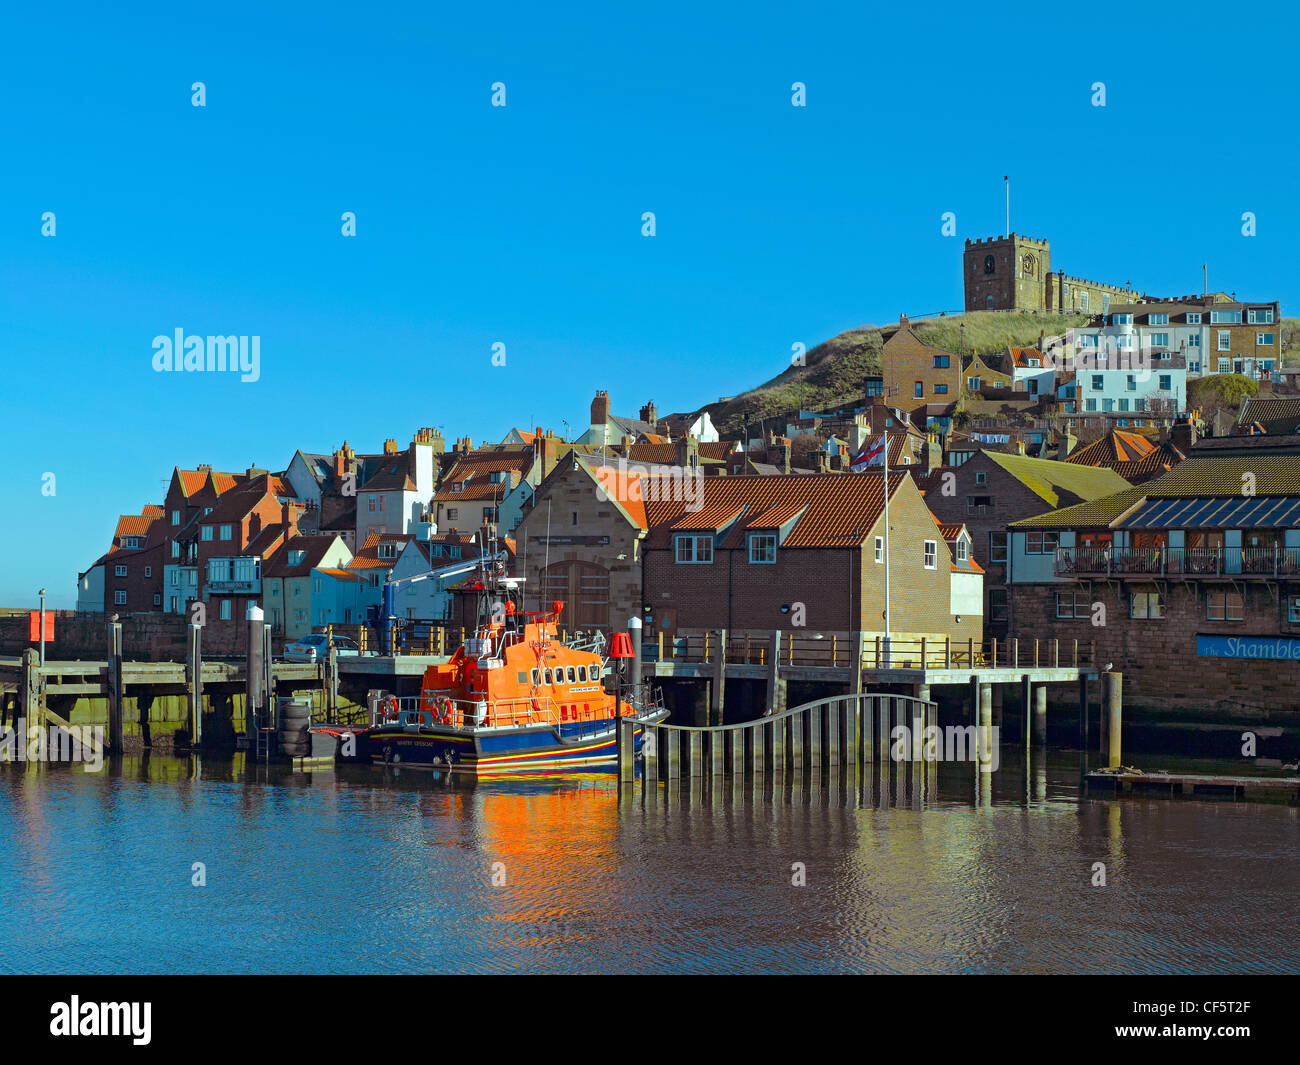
left=282, top=633, right=373, bottom=662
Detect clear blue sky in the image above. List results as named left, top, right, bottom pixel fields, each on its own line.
left=2, top=1, right=1295, bottom=607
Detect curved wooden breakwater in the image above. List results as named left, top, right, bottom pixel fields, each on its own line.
left=617, top=692, right=947, bottom=786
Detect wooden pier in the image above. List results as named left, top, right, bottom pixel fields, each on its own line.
left=1085, top=770, right=1300, bottom=803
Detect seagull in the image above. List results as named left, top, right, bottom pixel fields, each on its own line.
left=1104, top=662, right=1113, bottom=671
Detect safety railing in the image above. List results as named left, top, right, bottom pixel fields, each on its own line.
left=1056, top=545, right=1300, bottom=579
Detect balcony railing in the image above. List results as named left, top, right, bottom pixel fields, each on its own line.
left=1055, top=545, right=1300, bottom=579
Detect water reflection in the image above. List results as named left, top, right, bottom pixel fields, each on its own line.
left=1, top=749, right=1297, bottom=974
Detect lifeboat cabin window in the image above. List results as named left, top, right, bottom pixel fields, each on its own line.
left=576, top=665, right=587, bottom=682
left=544, top=668, right=553, bottom=685
left=567, top=667, right=576, bottom=683
left=531, top=669, right=539, bottom=686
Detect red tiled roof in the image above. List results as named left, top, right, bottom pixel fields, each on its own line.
left=348, top=531, right=413, bottom=569
left=114, top=512, right=161, bottom=540
left=643, top=470, right=909, bottom=550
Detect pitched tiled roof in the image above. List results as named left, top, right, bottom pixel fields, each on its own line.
left=359, top=457, right=415, bottom=492
left=114, top=511, right=162, bottom=540
left=265, top=534, right=347, bottom=579
left=984, top=451, right=1133, bottom=507
left=1237, top=397, right=1300, bottom=436
left=347, top=531, right=413, bottom=569
left=1008, top=347, right=1046, bottom=368
left=623, top=441, right=734, bottom=466
left=1064, top=429, right=1184, bottom=483
left=1011, top=452, right=1300, bottom=529
left=641, top=470, right=910, bottom=550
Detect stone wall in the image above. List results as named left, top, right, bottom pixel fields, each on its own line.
left=0, top=611, right=269, bottom=661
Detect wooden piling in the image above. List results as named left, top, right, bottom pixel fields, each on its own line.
left=789, top=710, right=803, bottom=771
left=186, top=624, right=202, bottom=747
left=711, top=629, right=726, bottom=727
left=710, top=730, right=725, bottom=778
left=731, top=729, right=744, bottom=777
left=1033, top=684, right=1047, bottom=746
left=643, top=725, right=659, bottom=782
left=665, top=729, right=680, bottom=780
left=751, top=723, right=765, bottom=775
left=106, top=621, right=123, bottom=754
left=1104, top=672, right=1123, bottom=768
left=978, top=683, right=993, bottom=774
left=617, top=718, right=636, bottom=783
left=827, top=700, right=840, bottom=766
left=808, top=704, right=823, bottom=768
left=689, top=730, right=703, bottom=778
left=769, top=718, right=784, bottom=776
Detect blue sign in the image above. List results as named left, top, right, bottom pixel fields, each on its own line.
left=1196, top=634, right=1300, bottom=661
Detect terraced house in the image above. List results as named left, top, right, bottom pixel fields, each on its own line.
left=1007, top=452, right=1300, bottom=722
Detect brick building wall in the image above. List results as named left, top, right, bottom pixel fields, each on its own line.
left=922, top=452, right=1056, bottom=635
left=105, top=543, right=167, bottom=614
left=882, top=320, right=962, bottom=405
left=643, top=475, right=982, bottom=643
left=514, top=460, right=645, bottom=633
left=1010, top=581, right=1300, bottom=718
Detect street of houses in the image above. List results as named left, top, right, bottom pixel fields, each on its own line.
left=70, top=236, right=1296, bottom=724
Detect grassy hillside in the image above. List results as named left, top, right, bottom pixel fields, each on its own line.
left=1282, top=318, right=1300, bottom=366
left=709, top=311, right=1088, bottom=433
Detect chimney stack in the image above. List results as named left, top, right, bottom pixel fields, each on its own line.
left=591, top=390, right=611, bottom=428
left=383, top=438, right=398, bottom=455
left=1171, top=417, right=1197, bottom=454
left=640, top=400, right=657, bottom=426
left=1057, top=430, right=1076, bottom=460
left=675, top=434, right=699, bottom=470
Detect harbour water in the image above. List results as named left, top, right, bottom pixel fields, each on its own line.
left=2, top=752, right=1298, bottom=974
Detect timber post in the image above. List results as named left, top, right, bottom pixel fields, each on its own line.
left=106, top=621, right=123, bottom=754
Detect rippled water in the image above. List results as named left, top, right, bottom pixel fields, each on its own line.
left=1, top=752, right=1298, bottom=974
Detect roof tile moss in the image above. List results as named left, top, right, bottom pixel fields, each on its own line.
left=983, top=450, right=1132, bottom=507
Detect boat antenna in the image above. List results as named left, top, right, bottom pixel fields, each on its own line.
left=542, top=497, right=552, bottom=613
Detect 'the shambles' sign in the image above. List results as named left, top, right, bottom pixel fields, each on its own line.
left=1196, top=634, right=1300, bottom=661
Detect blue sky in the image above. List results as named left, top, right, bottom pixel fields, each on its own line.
left=2, top=1, right=1296, bottom=607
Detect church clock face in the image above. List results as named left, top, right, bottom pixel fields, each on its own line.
left=983, top=254, right=995, bottom=275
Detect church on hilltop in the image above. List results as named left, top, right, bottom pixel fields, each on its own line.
left=963, top=234, right=1144, bottom=315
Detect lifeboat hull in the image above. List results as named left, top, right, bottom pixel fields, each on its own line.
left=360, top=713, right=666, bottom=775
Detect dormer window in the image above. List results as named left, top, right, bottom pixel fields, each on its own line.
left=956, top=539, right=969, bottom=563
left=288, top=549, right=306, bottom=565
left=748, top=533, right=777, bottom=564
left=378, top=542, right=397, bottom=560
left=122, top=536, right=143, bottom=549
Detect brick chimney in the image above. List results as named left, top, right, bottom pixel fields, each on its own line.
left=899, top=313, right=909, bottom=329
left=383, top=438, right=398, bottom=455
left=333, top=441, right=354, bottom=479
left=620, top=435, right=633, bottom=457
left=1057, top=430, right=1076, bottom=459
left=640, top=400, right=657, bottom=426
left=776, top=437, right=791, bottom=474
left=675, top=434, right=699, bottom=469
left=1171, top=418, right=1197, bottom=454
left=1158, top=420, right=1171, bottom=445
left=816, top=451, right=828, bottom=473
left=591, top=390, right=611, bottom=427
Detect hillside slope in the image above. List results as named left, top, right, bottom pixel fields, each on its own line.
left=707, top=311, right=1088, bottom=433
left=702, top=312, right=1300, bottom=434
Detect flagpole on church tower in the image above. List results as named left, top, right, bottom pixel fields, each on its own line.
left=1004, top=175, right=1010, bottom=237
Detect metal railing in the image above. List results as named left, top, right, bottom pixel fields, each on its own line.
left=1056, top=545, right=1300, bottom=578
left=644, top=629, right=1093, bottom=671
